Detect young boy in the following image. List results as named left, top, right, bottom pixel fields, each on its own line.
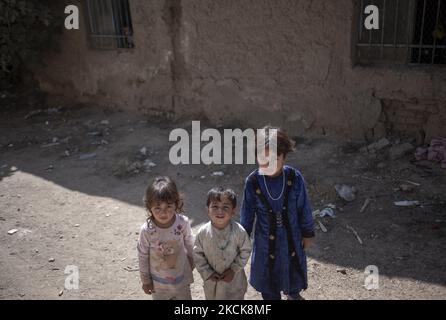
left=193, top=187, right=252, bottom=300
left=240, top=126, right=315, bottom=300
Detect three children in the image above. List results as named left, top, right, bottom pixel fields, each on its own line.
left=137, top=126, right=315, bottom=300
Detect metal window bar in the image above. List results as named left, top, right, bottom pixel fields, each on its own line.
left=357, top=0, right=446, bottom=65
left=86, top=0, right=134, bottom=49
left=432, top=0, right=442, bottom=63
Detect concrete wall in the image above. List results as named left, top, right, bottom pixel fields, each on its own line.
left=36, top=0, right=446, bottom=142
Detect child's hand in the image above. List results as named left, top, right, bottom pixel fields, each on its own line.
left=302, top=237, right=314, bottom=250
left=209, top=272, right=221, bottom=282
left=142, top=283, right=155, bottom=295
left=221, top=268, right=235, bottom=283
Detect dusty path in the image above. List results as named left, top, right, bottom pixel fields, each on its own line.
left=1, top=105, right=445, bottom=299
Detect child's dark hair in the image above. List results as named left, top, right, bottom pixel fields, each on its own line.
left=144, top=176, right=183, bottom=215
left=206, top=187, right=237, bottom=208
left=257, top=125, right=295, bottom=158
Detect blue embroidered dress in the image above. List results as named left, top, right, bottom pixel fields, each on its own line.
left=240, top=165, right=315, bottom=294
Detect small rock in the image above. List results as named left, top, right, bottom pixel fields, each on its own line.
left=79, top=153, right=97, bottom=160
left=335, top=184, right=357, bottom=202
left=389, top=143, right=414, bottom=160
left=212, top=171, right=225, bottom=177
left=200, top=175, right=206, bottom=179
left=7, top=229, right=18, bottom=235
left=142, top=159, right=156, bottom=171
left=361, top=138, right=390, bottom=153
left=140, top=147, right=147, bottom=156
left=52, top=137, right=58, bottom=143
left=128, top=161, right=142, bottom=173
left=35, top=249, right=39, bottom=253
left=45, top=165, right=54, bottom=171
left=60, top=136, right=72, bottom=143
left=100, top=120, right=110, bottom=125
left=400, top=184, right=415, bottom=192
left=48, top=257, right=55, bottom=262
left=105, top=214, right=111, bottom=217
left=394, top=200, right=420, bottom=207
left=58, top=289, right=64, bottom=297
left=74, top=224, right=80, bottom=227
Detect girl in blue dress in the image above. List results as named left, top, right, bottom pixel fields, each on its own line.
left=241, top=126, right=315, bottom=300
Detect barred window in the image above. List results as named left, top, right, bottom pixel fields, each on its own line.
left=86, top=0, right=134, bottom=49
left=356, top=0, right=446, bottom=65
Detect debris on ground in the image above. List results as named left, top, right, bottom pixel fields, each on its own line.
left=24, top=107, right=62, bottom=120
left=360, top=198, right=371, bottom=213
left=142, top=159, right=156, bottom=171
left=317, top=220, right=328, bottom=233
left=394, top=200, right=420, bottom=207
left=24, top=109, right=43, bottom=120
left=400, top=180, right=420, bottom=187
left=415, top=136, right=446, bottom=169
left=314, top=207, right=336, bottom=218
left=87, top=132, right=101, bottom=137
left=42, top=142, right=60, bottom=148
left=346, top=225, right=363, bottom=245
left=399, top=184, right=416, bottom=192
left=360, top=138, right=390, bottom=153
left=335, top=184, right=357, bottom=202
left=79, top=153, right=97, bottom=160
left=124, top=266, right=139, bottom=272
left=389, top=143, right=414, bottom=160
left=7, top=229, right=18, bottom=235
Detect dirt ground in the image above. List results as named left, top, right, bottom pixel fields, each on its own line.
left=1, top=104, right=445, bottom=300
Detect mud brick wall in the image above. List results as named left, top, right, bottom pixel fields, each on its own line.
left=34, top=0, right=446, bottom=142
left=377, top=99, right=445, bottom=143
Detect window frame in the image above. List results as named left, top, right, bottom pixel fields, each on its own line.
left=84, top=0, right=135, bottom=51
left=351, top=0, right=446, bottom=69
